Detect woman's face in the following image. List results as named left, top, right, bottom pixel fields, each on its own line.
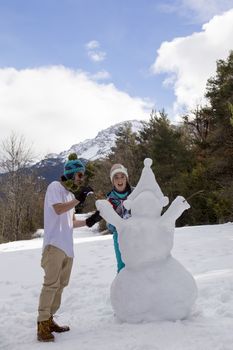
left=113, top=173, right=127, bottom=192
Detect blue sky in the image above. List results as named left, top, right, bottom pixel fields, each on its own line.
left=0, top=0, right=197, bottom=107
left=0, top=0, right=233, bottom=157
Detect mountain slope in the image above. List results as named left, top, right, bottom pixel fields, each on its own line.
left=33, top=119, right=143, bottom=183
left=48, top=119, right=143, bottom=161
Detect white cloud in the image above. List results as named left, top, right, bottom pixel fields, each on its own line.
left=87, top=50, right=106, bottom=62
left=159, top=0, right=233, bottom=23
left=90, top=70, right=111, bottom=81
left=85, top=39, right=107, bottom=62
left=85, top=40, right=100, bottom=50
left=151, top=9, right=233, bottom=117
left=0, top=66, right=151, bottom=158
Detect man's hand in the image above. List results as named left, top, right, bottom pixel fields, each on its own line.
left=74, top=186, right=94, bottom=204
left=86, top=210, right=102, bottom=227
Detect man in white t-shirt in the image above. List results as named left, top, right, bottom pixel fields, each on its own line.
left=37, top=153, right=102, bottom=342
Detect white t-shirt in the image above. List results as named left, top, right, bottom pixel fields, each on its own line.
left=43, top=181, right=75, bottom=257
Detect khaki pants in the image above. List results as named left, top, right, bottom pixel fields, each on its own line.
left=37, top=245, right=73, bottom=322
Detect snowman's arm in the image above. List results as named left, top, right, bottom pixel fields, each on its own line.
left=96, top=199, right=123, bottom=228
left=161, top=196, right=190, bottom=225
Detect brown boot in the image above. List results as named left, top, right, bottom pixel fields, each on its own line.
left=37, top=320, right=55, bottom=342
left=49, top=316, right=70, bottom=333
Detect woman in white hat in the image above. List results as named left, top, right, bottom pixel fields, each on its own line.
left=107, top=164, right=133, bottom=273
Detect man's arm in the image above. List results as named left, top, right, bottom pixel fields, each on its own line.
left=53, top=186, right=94, bottom=215
left=53, top=202, right=86, bottom=227
left=53, top=199, right=79, bottom=215
left=73, top=214, right=86, bottom=228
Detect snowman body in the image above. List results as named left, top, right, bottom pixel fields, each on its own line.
left=111, top=256, right=197, bottom=322
left=118, top=216, right=173, bottom=269
left=96, top=159, right=197, bottom=322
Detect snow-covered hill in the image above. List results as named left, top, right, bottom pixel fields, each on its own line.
left=45, top=119, right=143, bottom=162
left=0, top=221, right=233, bottom=349
left=30, top=119, right=143, bottom=183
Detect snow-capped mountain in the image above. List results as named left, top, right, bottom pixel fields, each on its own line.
left=46, top=119, right=143, bottom=161
left=32, top=120, right=143, bottom=183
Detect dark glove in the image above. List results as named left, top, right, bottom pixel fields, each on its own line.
left=74, top=186, right=94, bottom=204
left=86, top=210, right=102, bottom=227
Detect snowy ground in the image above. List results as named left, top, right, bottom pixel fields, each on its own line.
left=1, top=219, right=233, bottom=350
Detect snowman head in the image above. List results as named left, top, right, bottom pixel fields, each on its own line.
left=123, top=158, right=169, bottom=216
left=127, top=191, right=163, bottom=218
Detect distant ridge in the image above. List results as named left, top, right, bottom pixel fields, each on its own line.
left=32, top=120, right=143, bottom=183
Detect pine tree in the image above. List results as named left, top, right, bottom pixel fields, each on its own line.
left=137, top=110, right=194, bottom=200
left=108, top=122, right=142, bottom=184
left=181, top=52, right=233, bottom=224
left=205, top=51, right=233, bottom=178
left=204, top=51, right=233, bottom=221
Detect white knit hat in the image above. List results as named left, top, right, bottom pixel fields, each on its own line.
left=110, top=164, right=128, bottom=182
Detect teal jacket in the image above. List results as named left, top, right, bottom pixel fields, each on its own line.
left=107, top=223, right=125, bottom=273
left=107, top=184, right=132, bottom=273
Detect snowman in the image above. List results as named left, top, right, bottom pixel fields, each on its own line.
left=96, top=158, right=197, bottom=322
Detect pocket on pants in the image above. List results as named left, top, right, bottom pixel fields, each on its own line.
left=41, top=245, right=50, bottom=268
left=41, top=246, right=66, bottom=287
